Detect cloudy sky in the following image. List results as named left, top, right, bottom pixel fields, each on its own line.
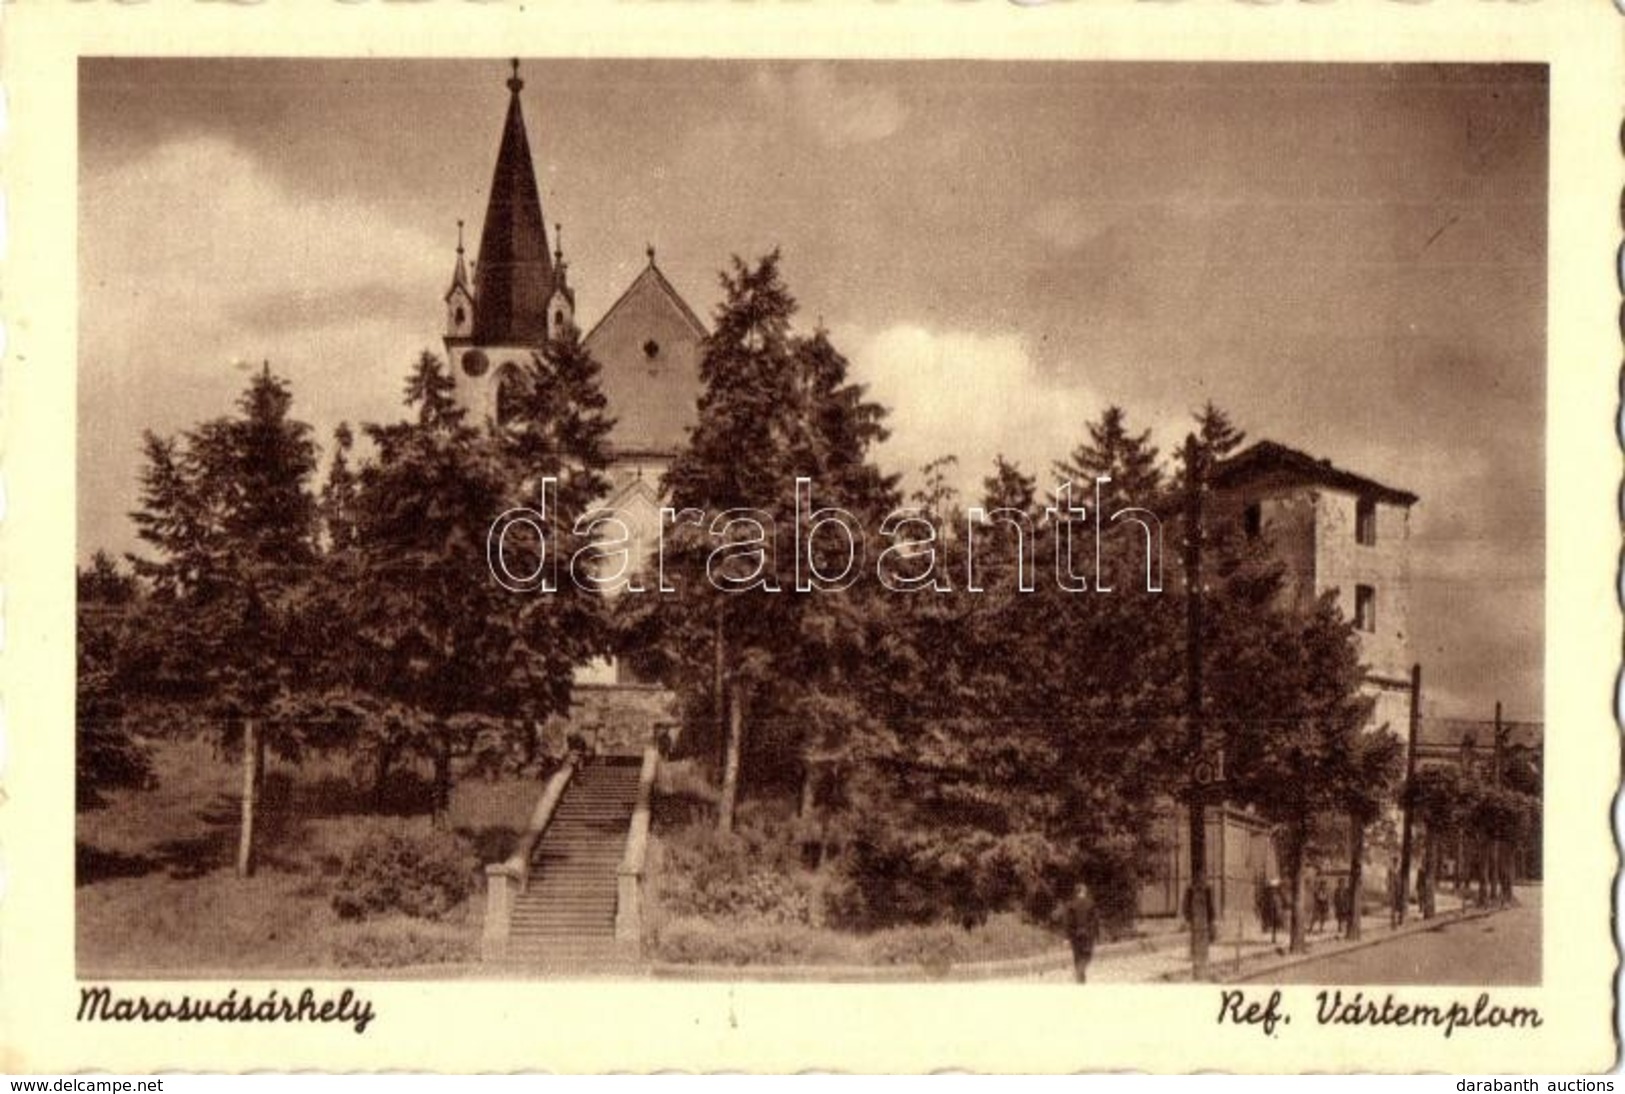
left=79, top=59, right=1547, bottom=719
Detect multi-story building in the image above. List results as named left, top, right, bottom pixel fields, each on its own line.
left=1210, top=439, right=1419, bottom=739
left=1140, top=441, right=1419, bottom=922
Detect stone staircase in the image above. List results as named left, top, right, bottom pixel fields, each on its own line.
left=506, top=759, right=644, bottom=973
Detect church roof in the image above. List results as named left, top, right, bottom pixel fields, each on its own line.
left=1214, top=440, right=1418, bottom=507
left=583, top=253, right=708, bottom=454
left=583, top=253, right=709, bottom=347
left=443, top=220, right=472, bottom=303
left=471, top=64, right=554, bottom=346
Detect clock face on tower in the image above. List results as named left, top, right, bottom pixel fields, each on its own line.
left=462, top=349, right=490, bottom=378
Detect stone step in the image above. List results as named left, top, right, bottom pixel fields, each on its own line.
left=488, top=757, right=644, bottom=971
left=532, top=853, right=625, bottom=864
left=517, top=886, right=617, bottom=898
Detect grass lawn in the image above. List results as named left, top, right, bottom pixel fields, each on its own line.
left=77, top=735, right=544, bottom=975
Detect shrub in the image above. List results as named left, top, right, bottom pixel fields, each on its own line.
left=330, top=823, right=476, bottom=922
left=866, top=923, right=967, bottom=971
left=655, top=805, right=815, bottom=925
left=654, top=916, right=846, bottom=966
left=330, top=921, right=474, bottom=968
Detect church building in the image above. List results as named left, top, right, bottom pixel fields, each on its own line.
left=443, top=62, right=703, bottom=728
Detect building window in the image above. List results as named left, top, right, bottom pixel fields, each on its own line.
left=1355, top=584, right=1376, bottom=632
left=495, top=363, right=525, bottom=426
left=554, top=309, right=565, bottom=330
left=1356, top=497, right=1377, bottom=546
left=1243, top=502, right=1262, bottom=539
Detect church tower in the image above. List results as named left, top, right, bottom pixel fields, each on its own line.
left=442, top=61, right=568, bottom=425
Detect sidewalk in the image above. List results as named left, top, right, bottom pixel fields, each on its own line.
left=1058, top=889, right=1480, bottom=984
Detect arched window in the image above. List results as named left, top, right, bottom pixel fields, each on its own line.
left=495, top=362, right=526, bottom=426
left=554, top=309, right=565, bottom=330
left=454, top=305, right=467, bottom=327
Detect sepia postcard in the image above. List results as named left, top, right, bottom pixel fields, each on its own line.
left=0, top=0, right=1619, bottom=1075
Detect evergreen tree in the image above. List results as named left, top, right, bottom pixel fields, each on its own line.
left=126, top=364, right=320, bottom=875
left=334, top=343, right=610, bottom=821
left=76, top=553, right=151, bottom=810
left=981, top=455, right=1037, bottom=515
left=1055, top=405, right=1164, bottom=507
left=1172, top=400, right=1247, bottom=496
left=651, top=252, right=897, bottom=832
left=320, top=422, right=360, bottom=551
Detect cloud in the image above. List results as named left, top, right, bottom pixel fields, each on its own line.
left=751, top=64, right=908, bottom=147
left=80, top=134, right=449, bottom=559
left=846, top=323, right=1103, bottom=500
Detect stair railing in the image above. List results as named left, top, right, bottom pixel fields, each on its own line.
left=615, top=745, right=661, bottom=944
left=482, top=753, right=579, bottom=961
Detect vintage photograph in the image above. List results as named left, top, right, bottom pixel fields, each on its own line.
left=73, top=57, right=1549, bottom=988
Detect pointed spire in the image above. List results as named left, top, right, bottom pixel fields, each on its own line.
left=646, top=244, right=657, bottom=267
left=472, top=60, right=554, bottom=345
left=445, top=219, right=472, bottom=300
left=554, top=221, right=564, bottom=268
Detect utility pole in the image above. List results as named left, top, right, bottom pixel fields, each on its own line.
left=1397, top=662, right=1422, bottom=924
left=1493, top=700, right=1507, bottom=900
left=1492, top=700, right=1504, bottom=789
left=1182, top=435, right=1210, bottom=977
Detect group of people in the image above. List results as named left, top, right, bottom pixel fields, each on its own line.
left=1386, top=860, right=1438, bottom=925
left=1254, top=873, right=1363, bottom=943
left=1059, top=861, right=1449, bottom=984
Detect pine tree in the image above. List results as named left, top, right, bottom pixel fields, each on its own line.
left=334, top=344, right=611, bottom=822
left=76, top=553, right=151, bottom=810
left=320, top=423, right=360, bottom=551
left=1056, top=405, right=1164, bottom=508
left=652, top=253, right=897, bottom=832
left=1173, top=400, right=1247, bottom=496
left=981, top=455, right=1037, bottom=515
left=126, top=364, right=320, bottom=875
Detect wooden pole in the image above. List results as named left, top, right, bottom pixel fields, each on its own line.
left=1397, top=663, right=1422, bottom=924
left=1182, top=435, right=1210, bottom=976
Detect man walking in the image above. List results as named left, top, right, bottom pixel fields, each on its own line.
left=1063, top=882, right=1101, bottom=983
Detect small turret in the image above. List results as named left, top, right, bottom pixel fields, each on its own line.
left=547, top=221, right=577, bottom=337
left=444, top=219, right=475, bottom=338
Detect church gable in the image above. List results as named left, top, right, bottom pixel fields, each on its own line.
left=583, top=257, right=706, bottom=456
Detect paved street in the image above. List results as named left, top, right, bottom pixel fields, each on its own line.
left=1240, top=886, right=1541, bottom=985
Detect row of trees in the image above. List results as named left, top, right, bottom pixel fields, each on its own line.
left=81, top=251, right=1535, bottom=953
left=81, top=330, right=613, bottom=874
left=605, top=255, right=1409, bottom=947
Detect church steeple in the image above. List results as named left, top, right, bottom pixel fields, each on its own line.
left=445, top=220, right=472, bottom=299
left=443, top=220, right=475, bottom=338
left=471, top=59, right=554, bottom=346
